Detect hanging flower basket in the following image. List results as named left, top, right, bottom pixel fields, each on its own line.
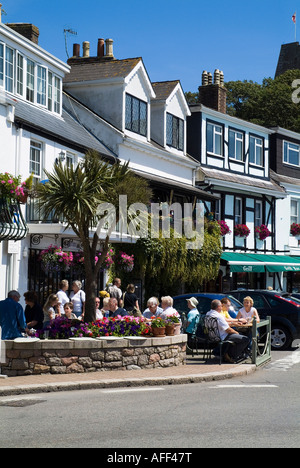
left=0, top=172, right=33, bottom=203
left=114, top=251, right=134, bottom=272
left=217, top=220, right=231, bottom=236
left=96, top=248, right=114, bottom=271
left=290, top=223, right=300, bottom=237
left=234, top=224, right=250, bottom=238
left=39, top=245, right=73, bottom=273
left=255, top=224, right=271, bottom=241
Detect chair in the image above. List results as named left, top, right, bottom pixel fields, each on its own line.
left=204, top=316, right=235, bottom=365
left=187, top=314, right=210, bottom=359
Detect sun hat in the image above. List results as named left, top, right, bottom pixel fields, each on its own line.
left=186, top=297, right=198, bottom=308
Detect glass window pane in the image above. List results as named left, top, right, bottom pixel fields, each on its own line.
left=215, top=132, right=222, bottom=155
left=48, top=72, right=53, bottom=111
left=0, top=44, right=4, bottom=87
left=26, top=59, right=35, bottom=102
left=139, top=100, right=147, bottom=136
left=125, top=94, right=132, bottom=130
left=17, top=54, right=23, bottom=95
left=54, top=77, right=61, bottom=113
left=207, top=123, right=213, bottom=153
left=166, top=113, right=173, bottom=146
left=37, top=66, right=46, bottom=106
left=131, top=97, right=139, bottom=133
left=5, top=47, right=14, bottom=93
left=178, top=119, right=184, bottom=150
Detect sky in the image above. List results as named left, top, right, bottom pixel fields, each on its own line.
left=2, top=0, right=300, bottom=93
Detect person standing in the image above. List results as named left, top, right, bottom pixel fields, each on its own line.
left=0, top=291, right=29, bottom=339
left=24, top=291, right=44, bottom=330
left=57, top=280, right=69, bottom=316
left=70, top=280, right=86, bottom=318
left=107, top=278, right=122, bottom=306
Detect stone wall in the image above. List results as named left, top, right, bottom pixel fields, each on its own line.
left=2, top=335, right=187, bottom=377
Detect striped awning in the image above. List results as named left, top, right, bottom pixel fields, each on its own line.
left=221, top=252, right=300, bottom=273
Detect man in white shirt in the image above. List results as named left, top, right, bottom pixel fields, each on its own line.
left=205, top=299, right=250, bottom=363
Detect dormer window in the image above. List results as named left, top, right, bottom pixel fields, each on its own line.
left=207, top=121, right=223, bottom=156
left=166, top=113, right=184, bottom=150
left=125, top=93, right=147, bottom=136
left=283, top=140, right=300, bottom=167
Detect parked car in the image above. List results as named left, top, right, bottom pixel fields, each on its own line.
left=173, top=293, right=242, bottom=320
left=228, top=289, right=300, bottom=350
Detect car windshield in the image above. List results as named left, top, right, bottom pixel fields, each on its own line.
left=226, top=295, right=242, bottom=312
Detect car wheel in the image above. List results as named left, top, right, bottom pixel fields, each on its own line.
left=270, top=326, right=292, bottom=350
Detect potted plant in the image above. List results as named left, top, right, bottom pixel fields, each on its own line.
left=165, top=314, right=181, bottom=336
left=234, top=224, right=250, bottom=238
left=290, top=223, right=300, bottom=239
left=255, top=224, right=271, bottom=241
left=217, top=220, right=231, bottom=236
left=150, top=316, right=166, bottom=337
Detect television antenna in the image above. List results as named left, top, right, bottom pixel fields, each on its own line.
left=64, top=28, right=77, bottom=59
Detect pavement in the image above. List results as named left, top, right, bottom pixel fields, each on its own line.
left=0, top=356, right=256, bottom=396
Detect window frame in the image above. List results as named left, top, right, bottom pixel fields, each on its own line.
left=249, top=134, right=264, bottom=166
left=206, top=120, right=224, bottom=157
left=234, top=197, right=243, bottom=225
left=228, top=127, right=244, bottom=161
left=291, top=199, right=300, bottom=225
left=29, top=140, right=43, bottom=182
left=125, top=93, right=148, bottom=137
left=283, top=140, right=300, bottom=167
left=166, top=112, right=184, bottom=151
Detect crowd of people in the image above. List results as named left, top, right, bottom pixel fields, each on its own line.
left=0, top=277, right=180, bottom=340
left=0, top=276, right=258, bottom=364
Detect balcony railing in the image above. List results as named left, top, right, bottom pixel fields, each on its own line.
left=0, top=197, right=28, bottom=241
left=26, top=197, right=65, bottom=224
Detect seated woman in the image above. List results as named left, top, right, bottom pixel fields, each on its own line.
left=237, top=296, right=260, bottom=323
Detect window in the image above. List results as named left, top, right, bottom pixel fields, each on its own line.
left=166, top=113, right=184, bottom=150
left=48, top=71, right=53, bottom=111
left=5, top=46, right=14, bottom=93
left=207, top=122, right=223, bottom=156
left=283, top=141, right=300, bottom=166
left=30, top=141, right=42, bottom=181
left=26, top=59, right=35, bottom=103
left=291, top=199, right=300, bottom=225
left=249, top=135, right=263, bottom=166
left=0, top=43, right=4, bottom=87
left=255, top=200, right=263, bottom=227
left=229, top=128, right=244, bottom=161
left=37, top=65, right=46, bottom=106
left=235, top=197, right=242, bottom=225
left=53, top=76, right=61, bottom=114
left=16, top=53, right=24, bottom=96
left=66, top=152, right=75, bottom=167
left=125, top=93, right=147, bottom=136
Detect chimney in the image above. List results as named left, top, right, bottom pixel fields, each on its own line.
left=104, top=38, right=114, bottom=59
left=97, top=38, right=105, bottom=58
left=198, top=68, right=227, bottom=113
left=6, top=23, right=39, bottom=44
left=82, top=41, right=90, bottom=58
left=72, top=43, right=80, bottom=58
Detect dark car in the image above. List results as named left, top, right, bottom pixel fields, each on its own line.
left=228, top=289, right=300, bottom=350
left=173, top=293, right=242, bottom=320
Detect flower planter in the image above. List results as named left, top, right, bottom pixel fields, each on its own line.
left=151, top=327, right=166, bottom=337
left=166, top=324, right=175, bottom=336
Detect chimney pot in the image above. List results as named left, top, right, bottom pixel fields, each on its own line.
left=97, top=38, right=105, bottom=58
left=82, top=41, right=90, bottom=58
left=207, top=72, right=213, bottom=85
left=73, top=43, right=80, bottom=58
left=105, top=38, right=114, bottom=59
left=214, top=69, right=220, bottom=85
left=202, top=71, right=208, bottom=86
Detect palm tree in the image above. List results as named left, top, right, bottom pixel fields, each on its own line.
left=36, top=151, right=152, bottom=322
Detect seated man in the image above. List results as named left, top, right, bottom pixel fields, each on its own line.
left=108, top=297, right=127, bottom=318
left=205, top=299, right=250, bottom=363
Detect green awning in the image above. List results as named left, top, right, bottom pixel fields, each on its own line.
left=221, top=253, right=300, bottom=273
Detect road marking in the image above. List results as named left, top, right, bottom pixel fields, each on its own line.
left=210, top=384, right=278, bottom=388
left=265, top=350, right=300, bottom=372
left=101, top=387, right=165, bottom=394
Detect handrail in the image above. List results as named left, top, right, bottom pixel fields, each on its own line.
left=251, top=316, right=271, bottom=367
